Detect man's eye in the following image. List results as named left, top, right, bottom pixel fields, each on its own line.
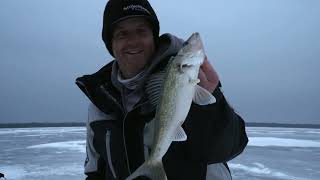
left=136, top=28, right=149, bottom=35
left=114, top=31, right=127, bottom=39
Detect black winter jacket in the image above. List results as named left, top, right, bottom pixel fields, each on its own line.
left=76, top=56, right=248, bottom=179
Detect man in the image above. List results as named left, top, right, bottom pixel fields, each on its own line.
left=76, top=0, right=248, bottom=179
left=0, top=172, right=5, bottom=179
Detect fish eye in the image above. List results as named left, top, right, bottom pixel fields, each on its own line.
left=182, top=41, right=189, bottom=47
left=177, top=63, right=193, bottom=73
left=181, top=64, right=193, bottom=69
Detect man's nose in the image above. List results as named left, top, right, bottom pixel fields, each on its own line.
left=126, top=32, right=140, bottom=45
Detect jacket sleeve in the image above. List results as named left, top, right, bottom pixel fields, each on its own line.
left=184, top=83, right=248, bottom=163
left=84, top=103, right=108, bottom=180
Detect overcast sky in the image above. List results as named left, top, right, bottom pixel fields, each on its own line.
left=0, top=0, right=319, bottom=124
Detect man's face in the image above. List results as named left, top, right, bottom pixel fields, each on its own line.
left=112, top=17, right=155, bottom=79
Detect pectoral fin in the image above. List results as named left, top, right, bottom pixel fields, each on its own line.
left=145, top=71, right=166, bottom=109
left=173, top=126, right=187, bottom=142
left=189, top=78, right=200, bottom=85
left=193, top=85, right=216, bottom=105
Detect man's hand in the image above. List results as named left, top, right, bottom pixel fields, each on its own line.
left=198, top=56, right=219, bottom=93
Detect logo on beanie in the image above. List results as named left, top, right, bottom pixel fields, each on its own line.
left=123, top=5, right=151, bottom=15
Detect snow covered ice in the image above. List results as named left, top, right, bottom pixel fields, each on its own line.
left=0, top=126, right=319, bottom=180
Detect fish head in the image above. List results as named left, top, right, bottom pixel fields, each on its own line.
left=174, top=33, right=205, bottom=77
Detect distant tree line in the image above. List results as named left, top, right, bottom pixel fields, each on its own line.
left=0, top=122, right=85, bottom=128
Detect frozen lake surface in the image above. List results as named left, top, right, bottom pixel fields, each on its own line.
left=0, top=126, right=319, bottom=180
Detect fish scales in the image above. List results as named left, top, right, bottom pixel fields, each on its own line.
left=126, top=32, right=214, bottom=180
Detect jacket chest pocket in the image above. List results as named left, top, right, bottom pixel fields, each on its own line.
left=103, top=126, right=130, bottom=180
left=91, top=121, right=124, bottom=179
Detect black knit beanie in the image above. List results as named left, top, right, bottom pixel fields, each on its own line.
left=102, top=0, right=160, bottom=56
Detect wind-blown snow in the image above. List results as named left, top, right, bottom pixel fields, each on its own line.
left=0, top=164, right=84, bottom=180
left=248, top=137, right=320, bottom=147
left=27, top=140, right=86, bottom=153
left=0, top=127, right=85, bottom=135
left=229, top=163, right=305, bottom=180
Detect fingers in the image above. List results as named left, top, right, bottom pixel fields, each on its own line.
left=198, top=68, right=208, bottom=82
left=201, top=56, right=219, bottom=83
left=198, top=56, right=220, bottom=93
left=198, top=68, right=215, bottom=93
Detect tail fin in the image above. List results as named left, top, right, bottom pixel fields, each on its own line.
left=125, top=160, right=167, bottom=180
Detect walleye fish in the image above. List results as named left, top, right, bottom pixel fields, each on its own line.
left=125, top=32, right=216, bottom=180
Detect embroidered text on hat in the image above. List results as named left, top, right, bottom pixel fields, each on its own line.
left=123, top=5, right=151, bottom=15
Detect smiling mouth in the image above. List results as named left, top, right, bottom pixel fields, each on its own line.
left=126, top=50, right=143, bottom=55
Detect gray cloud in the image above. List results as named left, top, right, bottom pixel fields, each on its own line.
left=0, top=0, right=319, bottom=124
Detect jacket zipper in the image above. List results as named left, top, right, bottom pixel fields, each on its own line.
left=122, top=100, right=150, bottom=175
left=98, top=83, right=150, bottom=175
left=106, top=130, right=117, bottom=179
left=99, top=85, right=123, bottom=110
left=122, top=112, right=131, bottom=174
